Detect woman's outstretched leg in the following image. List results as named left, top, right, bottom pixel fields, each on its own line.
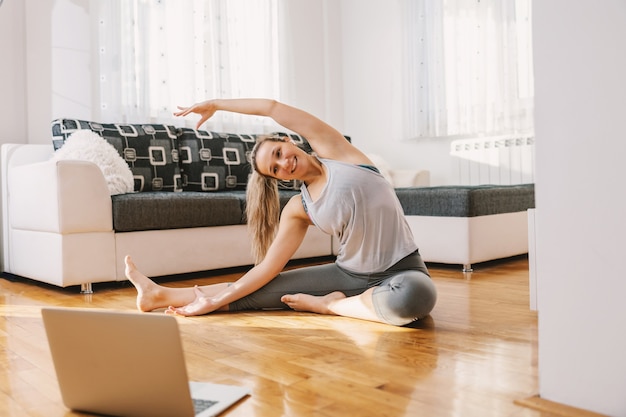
left=124, top=256, right=230, bottom=312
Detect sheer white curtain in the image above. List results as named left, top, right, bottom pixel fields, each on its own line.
left=96, top=0, right=280, bottom=132
left=402, top=0, right=534, bottom=139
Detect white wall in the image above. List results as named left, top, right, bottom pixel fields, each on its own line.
left=23, top=0, right=53, bottom=144
left=533, top=1, right=626, bottom=416
left=0, top=0, right=27, bottom=143
left=340, top=0, right=455, bottom=185
left=0, top=0, right=92, bottom=146
left=50, top=0, right=93, bottom=122
left=279, top=0, right=344, bottom=131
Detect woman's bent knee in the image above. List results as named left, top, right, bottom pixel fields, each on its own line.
left=373, top=271, right=437, bottom=326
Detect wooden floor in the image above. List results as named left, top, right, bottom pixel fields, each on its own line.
left=0, top=256, right=593, bottom=417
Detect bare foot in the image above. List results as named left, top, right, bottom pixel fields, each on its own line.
left=281, top=291, right=346, bottom=315
left=124, top=256, right=165, bottom=312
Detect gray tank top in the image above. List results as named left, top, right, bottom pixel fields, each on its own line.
left=300, top=158, right=418, bottom=273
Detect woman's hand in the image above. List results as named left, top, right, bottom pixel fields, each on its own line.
left=173, top=100, right=217, bottom=130
left=165, top=285, right=220, bottom=316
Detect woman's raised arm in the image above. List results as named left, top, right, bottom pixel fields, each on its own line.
left=175, top=98, right=366, bottom=162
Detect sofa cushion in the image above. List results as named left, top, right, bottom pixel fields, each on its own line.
left=177, top=129, right=319, bottom=192
left=51, top=130, right=135, bottom=195
left=51, top=119, right=182, bottom=193
left=177, top=128, right=256, bottom=191
left=111, top=190, right=301, bottom=232
left=395, top=184, right=535, bottom=217
left=51, top=119, right=350, bottom=194
left=111, top=192, right=245, bottom=232
left=238, top=190, right=300, bottom=223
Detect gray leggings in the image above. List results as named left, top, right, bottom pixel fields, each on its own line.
left=229, top=251, right=437, bottom=326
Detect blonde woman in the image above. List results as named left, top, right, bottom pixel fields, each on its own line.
left=125, top=99, right=437, bottom=326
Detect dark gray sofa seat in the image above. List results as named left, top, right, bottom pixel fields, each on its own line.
left=395, top=184, right=535, bottom=217
left=112, top=190, right=300, bottom=232
left=112, top=184, right=535, bottom=233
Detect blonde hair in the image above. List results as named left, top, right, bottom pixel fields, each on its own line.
left=246, top=136, right=286, bottom=264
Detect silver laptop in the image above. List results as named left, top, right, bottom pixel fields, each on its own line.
left=41, top=307, right=250, bottom=417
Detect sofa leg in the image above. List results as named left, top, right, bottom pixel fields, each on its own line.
left=80, top=283, right=93, bottom=294
left=462, top=264, right=473, bottom=273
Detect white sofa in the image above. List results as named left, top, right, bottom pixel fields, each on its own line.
left=1, top=143, right=434, bottom=293
left=2, top=140, right=532, bottom=294
left=0, top=144, right=337, bottom=293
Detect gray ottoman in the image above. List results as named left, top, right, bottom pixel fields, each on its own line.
left=395, top=184, right=535, bottom=271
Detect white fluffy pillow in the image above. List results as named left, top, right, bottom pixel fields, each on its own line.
left=51, top=130, right=135, bottom=195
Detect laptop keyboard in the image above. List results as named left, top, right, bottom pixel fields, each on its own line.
left=193, top=398, right=218, bottom=415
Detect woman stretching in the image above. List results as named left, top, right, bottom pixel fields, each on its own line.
left=125, top=98, right=437, bottom=326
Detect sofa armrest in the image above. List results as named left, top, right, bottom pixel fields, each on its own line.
left=390, top=169, right=431, bottom=188
left=8, top=159, right=113, bottom=233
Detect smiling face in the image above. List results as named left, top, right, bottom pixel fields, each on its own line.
left=252, top=138, right=306, bottom=180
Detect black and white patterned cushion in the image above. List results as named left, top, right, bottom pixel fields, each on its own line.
left=51, top=119, right=350, bottom=193
left=52, top=119, right=182, bottom=192
left=178, top=129, right=328, bottom=191
left=177, top=128, right=257, bottom=191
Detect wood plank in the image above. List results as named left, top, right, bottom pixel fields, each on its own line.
left=515, top=395, right=610, bottom=417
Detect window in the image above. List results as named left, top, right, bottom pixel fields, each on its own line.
left=402, top=0, right=534, bottom=139
left=96, top=0, right=280, bottom=132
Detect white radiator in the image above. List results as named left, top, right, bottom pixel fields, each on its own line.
left=451, top=136, right=535, bottom=185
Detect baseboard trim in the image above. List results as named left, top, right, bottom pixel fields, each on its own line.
left=515, top=395, right=608, bottom=417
